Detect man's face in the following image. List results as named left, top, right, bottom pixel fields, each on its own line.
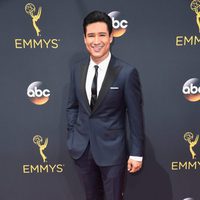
left=84, top=22, right=113, bottom=64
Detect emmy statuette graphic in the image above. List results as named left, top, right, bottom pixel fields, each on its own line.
left=33, top=135, right=48, bottom=163
left=25, top=3, right=42, bottom=36
left=184, top=132, right=199, bottom=159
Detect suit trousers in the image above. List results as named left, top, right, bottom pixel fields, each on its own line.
left=74, top=143, right=126, bottom=200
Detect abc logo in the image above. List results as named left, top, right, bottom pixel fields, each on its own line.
left=28, top=88, right=50, bottom=97
left=183, top=198, right=194, bottom=200
left=182, top=78, right=200, bottom=102
left=112, top=18, right=128, bottom=29
left=27, top=81, right=50, bottom=105
left=183, top=84, right=200, bottom=94
left=108, top=11, right=128, bottom=37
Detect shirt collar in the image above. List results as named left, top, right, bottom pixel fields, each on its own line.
left=89, top=52, right=111, bottom=70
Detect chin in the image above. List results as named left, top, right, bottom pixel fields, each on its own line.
left=91, top=52, right=103, bottom=58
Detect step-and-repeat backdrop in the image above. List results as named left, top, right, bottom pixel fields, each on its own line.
left=0, top=0, right=199, bottom=199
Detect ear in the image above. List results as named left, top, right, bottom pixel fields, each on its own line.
left=109, top=33, right=113, bottom=44
left=83, top=34, right=86, bottom=44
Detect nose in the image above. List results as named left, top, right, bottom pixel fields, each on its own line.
left=94, top=35, right=100, bottom=44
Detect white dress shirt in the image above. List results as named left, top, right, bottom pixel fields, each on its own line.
left=85, top=53, right=111, bottom=104
left=85, top=52, right=143, bottom=162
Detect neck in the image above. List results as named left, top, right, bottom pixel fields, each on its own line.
left=91, top=52, right=110, bottom=65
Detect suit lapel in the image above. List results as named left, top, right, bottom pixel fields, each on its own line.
left=92, top=56, right=122, bottom=113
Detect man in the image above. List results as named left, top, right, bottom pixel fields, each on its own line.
left=66, top=10, right=144, bottom=200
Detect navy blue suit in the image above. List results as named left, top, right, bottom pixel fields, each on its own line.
left=66, top=55, right=144, bottom=199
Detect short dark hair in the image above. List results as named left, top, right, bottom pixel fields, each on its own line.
left=83, top=10, right=113, bottom=36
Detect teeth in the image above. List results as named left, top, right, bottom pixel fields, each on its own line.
left=93, top=46, right=102, bottom=52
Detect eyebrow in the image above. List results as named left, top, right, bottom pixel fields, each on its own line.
left=87, top=32, right=107, bottom=35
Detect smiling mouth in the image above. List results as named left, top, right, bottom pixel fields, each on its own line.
left=92, top=45, right=103, bottom=52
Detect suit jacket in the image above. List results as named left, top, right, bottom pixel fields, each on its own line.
left=66, top=55, right=144, bottom=166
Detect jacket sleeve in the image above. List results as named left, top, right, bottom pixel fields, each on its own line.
left=124, top=68, right=144, bottom=157
left=66, top=65, right=79, bottom=145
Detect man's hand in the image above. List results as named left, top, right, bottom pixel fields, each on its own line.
left=127, top=158, right=142, bottom=173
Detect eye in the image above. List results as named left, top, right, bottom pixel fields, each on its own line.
left=87, top=34, right=95, bottom=37
left=100, top=33, right=106, bottom=37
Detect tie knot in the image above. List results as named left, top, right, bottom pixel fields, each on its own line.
left=94, top=65, right=99, bottom=71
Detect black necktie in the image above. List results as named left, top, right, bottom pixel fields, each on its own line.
left=90, top=65, right=99, bottom=110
